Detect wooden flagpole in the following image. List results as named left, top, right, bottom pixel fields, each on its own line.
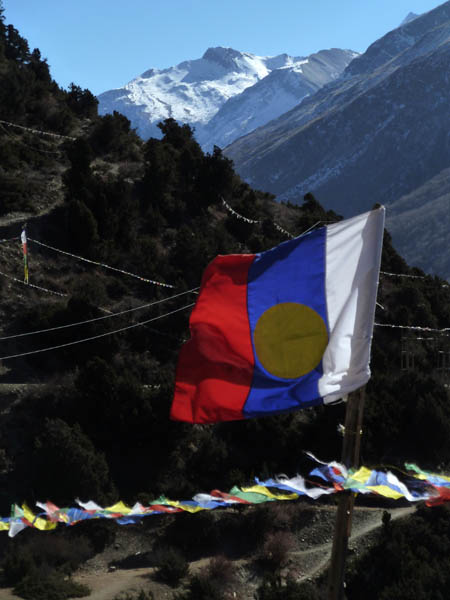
left=327, top=386, right=366, bottom=600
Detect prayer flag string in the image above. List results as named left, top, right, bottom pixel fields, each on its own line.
left=21, top=228, right=29, bottom=284
left=28, top=238, right=175, bottom=289
left=0, top=119, right=76, bottom=141
left=0, top=269, right=67, bottom=297
left=2, top=456, right=450, bottom=537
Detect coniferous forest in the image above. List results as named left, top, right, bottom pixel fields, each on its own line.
left=2, top=5, right=450, bottom=599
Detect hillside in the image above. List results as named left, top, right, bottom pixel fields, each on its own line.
left=225, top=0, right=450, bottom=280
left=386, top=167, right=450, bottom=279
left=2, top=7, right=450, bottom=600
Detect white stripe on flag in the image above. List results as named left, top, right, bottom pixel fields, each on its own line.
left=319, top=206, right=385, bottom=403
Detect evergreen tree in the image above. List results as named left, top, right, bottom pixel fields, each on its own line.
left=66, top=83, right=98, bottom=118
left=0, top=1, right=6, bottom=58
left=29, top=48, right=51, bottom=84
left=5, top=24, right=29, bottom=63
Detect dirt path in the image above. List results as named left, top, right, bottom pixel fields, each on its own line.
left=81, top=505, right=413, bottom=599
left=0, top=505, right=414, bottom=600
left=295, top=505, right=413, bottom=583
left=0, top=173, right=64, bottom=230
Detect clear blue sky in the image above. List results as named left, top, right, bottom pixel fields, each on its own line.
left=3, top=0, right=445, bottom=95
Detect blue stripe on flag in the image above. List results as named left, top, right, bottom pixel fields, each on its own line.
left=243, top=227, right=328, bottom=417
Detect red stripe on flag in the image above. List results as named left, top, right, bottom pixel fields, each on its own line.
left=210, top=490, right=252, bottom=503
left=171, top=254, right=255, bottom=423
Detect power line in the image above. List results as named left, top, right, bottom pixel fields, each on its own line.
left=0, top=287, right=199, bottom=341
left=298, top=220, right=334, bottom=236
left=0, top=302, right=195, bottom=361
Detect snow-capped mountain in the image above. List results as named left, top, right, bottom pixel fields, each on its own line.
left=196, top=49, right=357, bottom=149
left=97, top=47, right=357, bottom=149
left=224, top=1, right=450, bottom=278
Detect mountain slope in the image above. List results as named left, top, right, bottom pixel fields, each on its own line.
left=386, top=167, right=450, bottom=278
left=225, top=1, right=450, bottom=277
left=4, top=11, right=450, bottom=600
left=195, top=48, right=357, bottom=149
left=97, top=47, right=356, bottom=148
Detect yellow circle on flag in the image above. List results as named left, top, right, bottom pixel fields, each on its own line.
left=253, top=302, right=328, bottom=379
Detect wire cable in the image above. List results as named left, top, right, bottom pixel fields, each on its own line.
left=0, top=287, right=199, bottom=341
left=0, top=302, right=195, bottom=361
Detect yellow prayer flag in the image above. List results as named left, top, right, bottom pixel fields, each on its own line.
left=241, top=485, right=298, bottom=501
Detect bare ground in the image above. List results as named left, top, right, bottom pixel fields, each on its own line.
left=0, top=503, right=414, bottom=600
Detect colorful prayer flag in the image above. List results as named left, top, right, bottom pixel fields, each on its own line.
left=171, top=207, right=385, bottom=423
left=21, top=228, right=29, bottom=284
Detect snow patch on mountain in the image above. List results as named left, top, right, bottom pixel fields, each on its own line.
left=97, top=46, right=357, bottom=148
left=197, top=48, right=358, bottom=150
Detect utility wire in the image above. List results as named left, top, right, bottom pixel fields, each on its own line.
left=298, top=221, right=327, bottom=236
left=0, top=287, right=199, bottom=341
left=0, top=303, right=195, bottom=361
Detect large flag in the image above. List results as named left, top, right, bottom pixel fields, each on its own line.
left=171, top=206, right=385, bottom=423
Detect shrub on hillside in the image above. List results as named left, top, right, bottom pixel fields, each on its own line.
left=113, top=590, right=154, bottom=600
left=2, top=532, right=93, bottom=589
left=71, top=520, right=117, bottom=554
left=204, top=554, right=237, bottom=588
left=175, top=574, right=225, bottom=600
left=2, top=548, right=35, bottom=586
left=258, top=531, right=296, bottom=571
left=28, top=417, right=115, bottom=505
left=14, top=572, right=90, bottom=600
left=256, top=577, right=322, bottom=600
left=155, top=546, right=189, bottom=585
left=179, top=555, right=238, bottom=599
left=346, top=505, right=450, bottom=600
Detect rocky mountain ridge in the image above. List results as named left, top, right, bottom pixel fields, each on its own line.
left=225, top=0, right=450, bottom=278
left=97, top=46, right=357, bottom=149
